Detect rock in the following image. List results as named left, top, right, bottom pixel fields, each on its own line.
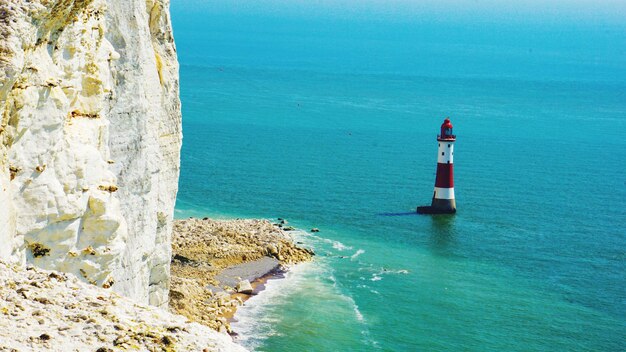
left=161, top=335, right=174, bottom=346
left=311, top=228, right=320, bottom=233
left=113, top=335, right=130, bottom=346
left=283, top=226, right=295, bottom=231
left=235, top=280, right=253, bottom=294
left=28, top=243, right=51, bottom=258
left=266, top=244, right=279, bottom=256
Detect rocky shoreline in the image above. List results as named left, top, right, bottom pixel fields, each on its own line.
left=0, top=217, right=313, bottom=350
left=169, top=218, right=314, bottom=334
left=0, top=262, right=245, bottom=351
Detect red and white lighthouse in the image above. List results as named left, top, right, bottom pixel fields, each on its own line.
left=417, top=117, right=457, bottom=214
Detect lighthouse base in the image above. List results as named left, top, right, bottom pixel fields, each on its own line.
left=416, top=206, right=456, bottom=215
left=416, top=199, right=456, bottom=215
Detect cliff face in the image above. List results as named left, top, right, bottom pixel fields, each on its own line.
left=0, top=0, right=181, bottom=307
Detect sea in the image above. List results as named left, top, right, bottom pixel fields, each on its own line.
left=170, top=3, right=626, bottom=351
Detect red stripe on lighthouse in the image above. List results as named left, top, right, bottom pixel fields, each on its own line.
left=435, top=163, right=454, bottom=188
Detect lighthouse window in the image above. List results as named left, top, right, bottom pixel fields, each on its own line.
left=441, top=152, right=444, bottom=156
left=448, top=144, right=450, bottom=148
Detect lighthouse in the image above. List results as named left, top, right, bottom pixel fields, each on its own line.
left=417, top=117, right=457, bottom=214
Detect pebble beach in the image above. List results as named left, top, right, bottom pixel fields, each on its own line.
left=169, top=218, right=314, bottom=334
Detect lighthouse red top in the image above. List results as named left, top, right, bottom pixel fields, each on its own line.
left=438, top=117, right=456, bottom=141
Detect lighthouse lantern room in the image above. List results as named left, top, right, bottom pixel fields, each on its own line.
left=417, top=117, right=457, bottom=214
left=439, top=118, right=455, bottom=141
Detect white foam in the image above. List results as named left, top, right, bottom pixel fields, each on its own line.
left=353, top=304, right=365, bottom=322
left=378, top=268, right=410, bottom=276
left=308, top=234, right=353, bottom=252
left=351, top=249, right=365, bottom=260
left=332, top=241, right=352, bottom=251
left=319, top=237, right=353, bottom=251
left=231, top=259, right=373, bottom=350
left=231, top=262, right=315, bottom=350
left=371, top=268, right=410, bottom=276
left=335, top=291, right=366, bottom=323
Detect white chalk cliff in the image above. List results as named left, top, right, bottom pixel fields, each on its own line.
left=0, top=0, right=181, bottom=308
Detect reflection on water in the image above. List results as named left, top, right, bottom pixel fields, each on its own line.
left=428, top=215, right=456, bottom=255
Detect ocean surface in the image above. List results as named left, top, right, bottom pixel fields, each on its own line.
left=170, top=4, right=625, bottom=351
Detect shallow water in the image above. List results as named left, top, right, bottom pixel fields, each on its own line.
left=172, top=5, right=626, bottom=351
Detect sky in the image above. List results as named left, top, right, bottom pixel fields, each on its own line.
left=172, top=0, right=626, bottom=26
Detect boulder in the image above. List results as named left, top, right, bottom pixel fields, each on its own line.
left=310, top=228, right=320, bottom=233
left=235, top=280, right=253, bottom=294
left=266, top=244, right=278, bottom=256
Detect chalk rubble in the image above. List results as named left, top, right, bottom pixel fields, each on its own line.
left=0, top=261, right=246, bottom=351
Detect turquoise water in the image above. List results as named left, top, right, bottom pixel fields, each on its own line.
left=171, top=4, right=626, bottom=351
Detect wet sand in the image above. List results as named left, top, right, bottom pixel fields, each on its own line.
left=223, top=263, right=287, bottom=324
left=215, top=257, right=281, bottom=289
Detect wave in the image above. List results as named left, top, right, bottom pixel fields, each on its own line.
left=230, top=262, right=315, bottom=350
left=347, top=297, right=365, bottom=322
left=230, top=258, right=378, bottom=350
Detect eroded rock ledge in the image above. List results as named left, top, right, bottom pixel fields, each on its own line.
left=169, top=218, right=314, bottom=333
